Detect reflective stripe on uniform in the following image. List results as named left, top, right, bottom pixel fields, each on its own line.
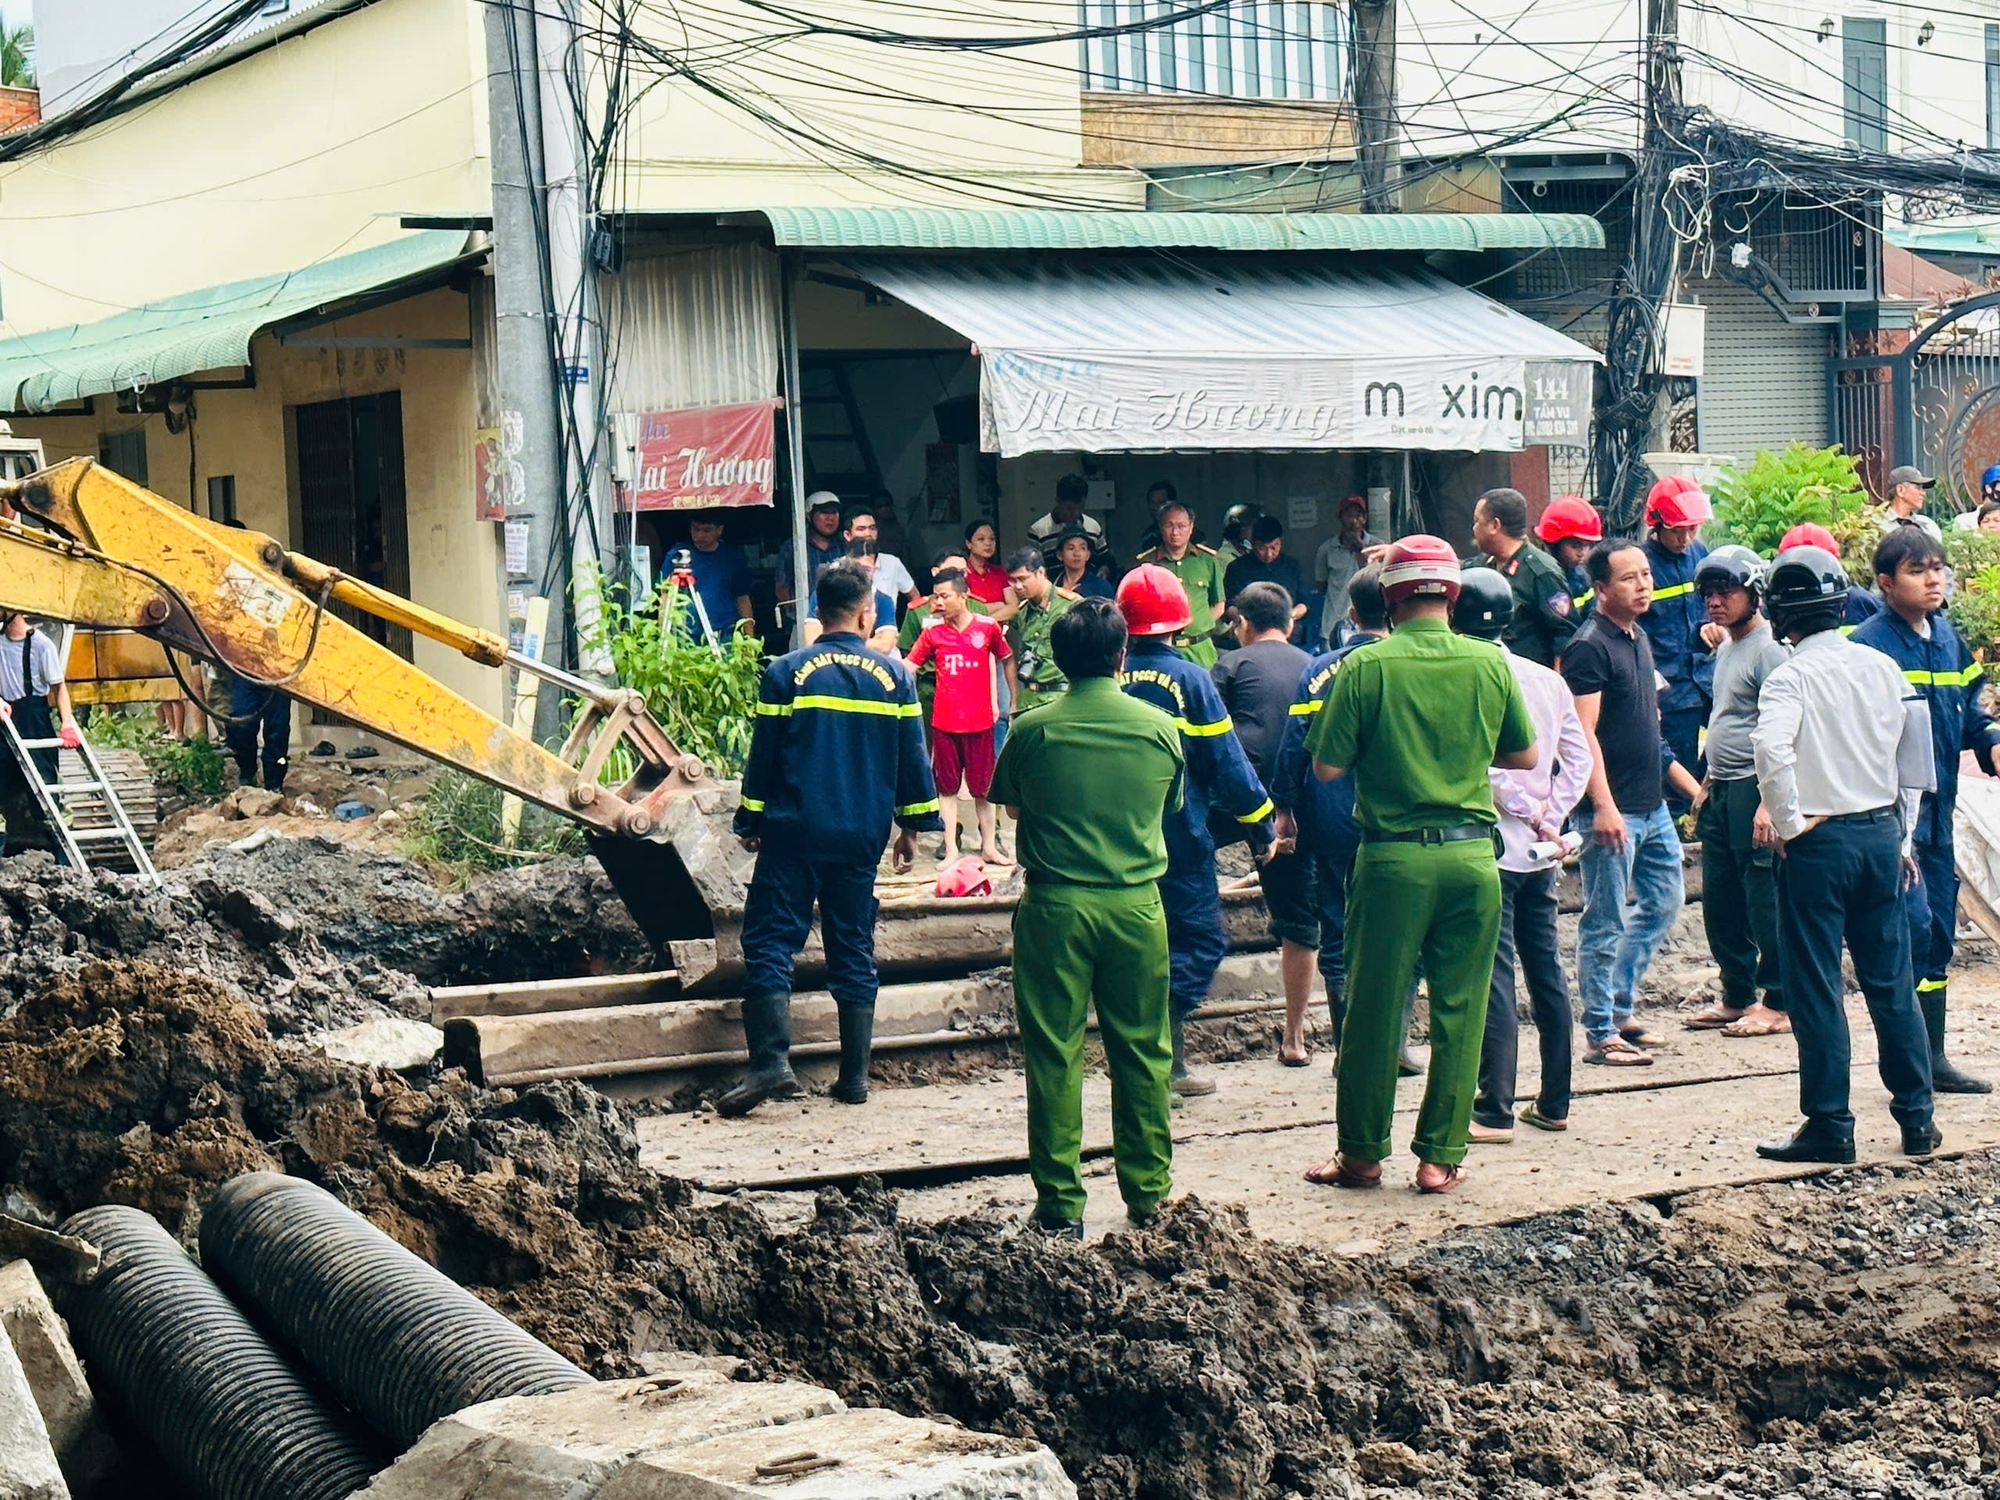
left=1903, top=665, right=1985, bottom=687
left=897, top=798, right=941, bottom=816
left=739, top=797, right=766, bottom=812
left=1572, top=589, right=1594, bottom=609
left=790, top=694, right=922, bottom=717
left=1288, top=699, right=1323, bottom=716
left=1917, top=976, right=1949, bottom=992
left=1652, top=581, right=1694, bottom=601
left=1236, top=798, right=1276, bottom=824
left=1178, top=714, right=1235, bottom=738
left=755, top=702, right=792, bottom=716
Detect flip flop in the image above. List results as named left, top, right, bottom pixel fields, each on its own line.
left=1681, top=1008, right=1745, bottom=1030
left=1304, top=1155, right=1381, bottom=1189
left=1519, top=1104, right=1569, bottom=1132
left=1721, top=1014, right=1792, bottom=1037
left=1415, top=1163, right=1469, bottom=1195
left=1279, top=1049, right=1311, bottom=1068
left=1618, top=1023, right=1667, bottom=1048
left=1586, top=1037, right=1654, bottom=1067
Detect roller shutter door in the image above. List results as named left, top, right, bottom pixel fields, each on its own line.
left=1693, top=280, right=1832, bottom=464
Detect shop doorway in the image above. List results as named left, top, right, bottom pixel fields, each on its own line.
left=293, top=392, right=412, bottom=721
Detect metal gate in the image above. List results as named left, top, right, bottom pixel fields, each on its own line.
left=1833, top=290, right=2000, bottom=511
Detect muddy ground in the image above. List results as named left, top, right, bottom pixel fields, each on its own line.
left=5, top=957, right=1998, bottom=1500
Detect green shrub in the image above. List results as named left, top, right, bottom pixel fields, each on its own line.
left=1946, top=530, right=2000, bottom=658
left=1711, top=444, right=1870, bottom=559
left=80, top=710, right=227, bottom=798
left=576, top=563, right=764, bottom=780
left=401, top=766, right=584, bottom=878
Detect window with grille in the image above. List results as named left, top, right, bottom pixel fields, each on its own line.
left=1079, top=1, right=1349, bottom=100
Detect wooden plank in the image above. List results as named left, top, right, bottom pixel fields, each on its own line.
left=430, top=970, right=678, bottom=1024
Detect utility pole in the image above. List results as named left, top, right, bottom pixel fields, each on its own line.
left=485, top=0, right=569, bottom=728
left=1352, top=0, right=1398, bottom=213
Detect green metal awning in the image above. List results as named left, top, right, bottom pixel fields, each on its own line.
left=0, top=231, right=480, bottom=414
left=749, top=206, right=1606, bottom=254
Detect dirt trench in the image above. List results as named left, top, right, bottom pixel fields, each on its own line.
left=3, top=958, right=1998, bottom=1500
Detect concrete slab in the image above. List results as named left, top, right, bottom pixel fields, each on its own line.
left=0, top=1313, right=66, bottom=1500
left=0, top=1264, right=111, bottom=1496
left=596, top=1409, right=1074, bottom=1500
left=352, top=1373, right=843, bottom=1500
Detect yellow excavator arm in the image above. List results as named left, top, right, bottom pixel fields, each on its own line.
left=0, top=458, right=713, bottom=948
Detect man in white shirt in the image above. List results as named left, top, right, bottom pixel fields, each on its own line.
left=841, top=505, right=919, bottom=609
left=1451, top=572, right=1591, bottom=1141
left=1027, top=474, right=1109, bottom=571
left=1751, top=543, right=1939, bottom=1164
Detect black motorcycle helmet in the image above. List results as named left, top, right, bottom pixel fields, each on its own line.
left=1764, top=545, right=1848, bottom=639
left=1450, top=567, right=1514, bottom=641
left=1694, top=543, right=1768, bottom=607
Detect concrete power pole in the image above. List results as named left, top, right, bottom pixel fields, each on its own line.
left=1353, top=0, right=1398, bottom=213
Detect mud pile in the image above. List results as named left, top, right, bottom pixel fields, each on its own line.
left=0, top=855, right=423, bottom=1035
left=7, top=959, right=1998, bottom=1499
left=180, top=838, right=653, bottom=985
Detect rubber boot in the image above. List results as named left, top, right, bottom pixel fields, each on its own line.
left=1922, top=986, right=1992, bottom=1095
left=829, top=1002, right=874, bottom=1105
left=1170, top=1012, right=1215, bottom=1098
left=716, top=992, right=801, bottom=1117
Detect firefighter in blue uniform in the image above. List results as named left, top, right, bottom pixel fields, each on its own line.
left=720, top=561, right=943, bottom=1117
left=1851, top=525, right=1996, bottom=1095
left=1116, top=564, right=1275, bottom=1098
left=1535, top=495, right=1602, bottom=622
left=1638, top=475, right=1715, bottom=803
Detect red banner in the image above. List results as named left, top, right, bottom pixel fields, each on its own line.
left=630, top=398, right=779, bottom=511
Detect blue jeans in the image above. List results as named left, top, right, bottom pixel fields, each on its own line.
left=1576, top=803, right=1685, bottom=1044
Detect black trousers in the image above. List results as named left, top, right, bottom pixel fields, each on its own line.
left=226, top=679, right=292, bottom=788
left=1698, top=776, right=1784, bottom=1012
left=1775, top=810, right=1932, bottom=1137
left=1474, top=866, right=1574, bottom=1127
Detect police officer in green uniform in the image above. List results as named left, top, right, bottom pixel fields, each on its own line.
left=990, top=598, right=1186, bottom=1238
left=1304, top=536, right=1537, bottom=1195
left=1464, top=487, right=1578, bottom=667
left=1004, top=546, right=1077, bottom=712
left=1134, top=501, right=1226, bottom=667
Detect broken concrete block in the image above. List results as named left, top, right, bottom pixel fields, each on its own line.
left=316, top=1016, right=445, bottom=1070
left=352, top=1372, right=843, bottom=1500
left=0, top=1307, right=68, bottom=1500
left=596, top=1409, right=1075, bottom=1500
left=0, top=1264, right=111, bottom=1496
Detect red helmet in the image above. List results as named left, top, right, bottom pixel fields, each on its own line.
left=1645, top=474, right=1714, bottom=529
left=1380, top=534, right=1462, bottom=609
left=934, top=855, right=992, bottom=899
left=1779, top=522, right=1839, bottom=554
left=1536, top=495, right=1603, bottom=545
left=1115, top=564, right=1192, bottom=637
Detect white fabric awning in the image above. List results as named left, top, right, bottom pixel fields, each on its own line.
left=848, top=256, right=1602, bottom=458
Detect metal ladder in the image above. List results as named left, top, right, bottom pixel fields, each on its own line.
left=0, top=709, right=160, bottom=884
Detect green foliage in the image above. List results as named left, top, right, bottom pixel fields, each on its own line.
left=576, top=563, right=765, bottom=780
left=82, top=710, right=226, bottom=798
left=1, top=23, right=32, bottom=88
left=401, top=767, right=583, bottom=878
left=1710, top=444, right=1870, bottom=559
left=1945, top=529, right=2000, bottom=658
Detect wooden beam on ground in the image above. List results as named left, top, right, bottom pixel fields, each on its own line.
left=430, top=970, right=679, bottom=1024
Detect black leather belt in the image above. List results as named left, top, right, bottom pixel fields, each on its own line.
left=1360, top=824, right=1495, bottom=846
left=1824, top=807, right=1895, bottom=825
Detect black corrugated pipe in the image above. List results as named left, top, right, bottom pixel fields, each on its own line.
left=53, top=1205, right=385, bottom=1500
left=198, top=1172, right=591, bottom=1448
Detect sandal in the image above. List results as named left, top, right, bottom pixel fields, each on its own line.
left=1586, top=1037, right=1654, bottom=1067
left=1519, top=1103, right=1569, bottom=1132
left=1681, top=1007, right=1745, bottom=1031
left=1305, top=1154, right=1381, bottom=1189
left=1415, top=1163, right=1469, bottom=1195
left=1618, top=1022, right=1666, bottom=1048
left=1721, top=1013, right=1791, bottom=1037
left=1279, top=1048, right=1311, bottom=1068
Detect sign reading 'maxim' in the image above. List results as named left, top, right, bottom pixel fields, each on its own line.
left=978, top=352, right=1596, bottom=457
